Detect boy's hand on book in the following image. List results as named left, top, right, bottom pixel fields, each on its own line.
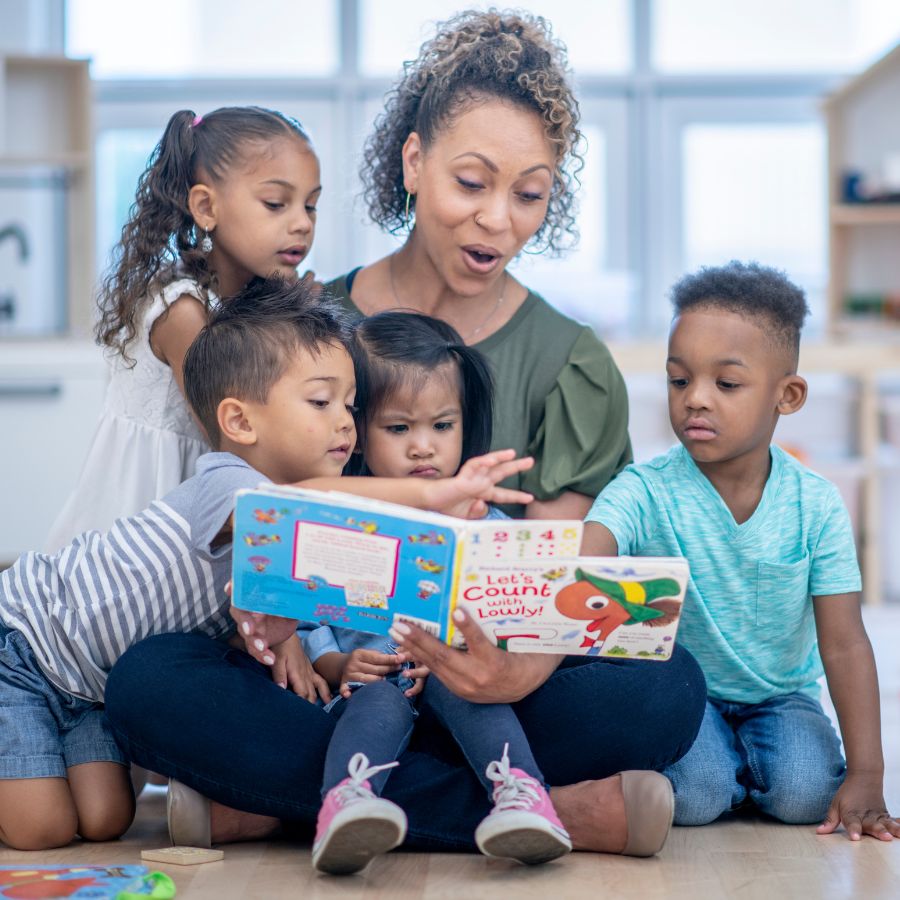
left=423, top=449, right=535, bottom=517
left=339, top=649, right=404, bottom=699
left=270, top=634, right=332, bottom=704
left=817, top=773, right=900, bottom=841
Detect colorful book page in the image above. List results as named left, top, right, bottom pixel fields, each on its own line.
left=0, top=865, right=173, bottom=899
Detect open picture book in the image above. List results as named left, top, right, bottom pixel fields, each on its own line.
left=0, top=866, right=174, bottom=899
left=231, top=486, right=688, bottom=659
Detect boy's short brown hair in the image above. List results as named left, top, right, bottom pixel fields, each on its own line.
left=183, top=277, right=352, bottom=448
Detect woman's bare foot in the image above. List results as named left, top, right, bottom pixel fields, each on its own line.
left=550, top=774, right=627, bottom=853
left=210, top=802, right=281, bottom=843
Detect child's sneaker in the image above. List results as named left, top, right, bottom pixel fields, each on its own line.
left=312, top=753, right=407, bottom=875
left=474, top=744, right=572, bottom=865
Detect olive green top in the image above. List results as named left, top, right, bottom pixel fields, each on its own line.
left=327, top=270, right=633, bottom=514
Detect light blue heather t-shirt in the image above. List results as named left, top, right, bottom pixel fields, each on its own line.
left=586, top=444, right=861, bottom=704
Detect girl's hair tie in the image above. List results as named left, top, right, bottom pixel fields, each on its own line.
left=191, top=115, right=203, bottom=127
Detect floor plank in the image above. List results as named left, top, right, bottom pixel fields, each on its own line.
left=2, top=607, right=898, bottom=899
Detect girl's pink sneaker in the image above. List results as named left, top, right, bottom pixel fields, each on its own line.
left=313, top=753, right=407, bottom=875
left=475, top=744, right=572, bottom=865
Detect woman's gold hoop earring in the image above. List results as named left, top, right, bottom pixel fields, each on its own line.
left=405, top=190, right=414, bottom=224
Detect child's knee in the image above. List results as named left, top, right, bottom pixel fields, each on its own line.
left=754, top=766, right=839, bottom=824
left=671, top=776, right=737, bottom=826
left=78, top=803, right=134, bottom=842
left=68, top=761, right=136, bottom=841
left=359, top=679, right=401, bottom=702
left=0, top=778, right=79, bottom=849
left=667, top=756, right=741, bottom=826
left=0, top=807, right=79, bottom=850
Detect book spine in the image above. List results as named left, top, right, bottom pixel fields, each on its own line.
left=444, top=536, right=466, bottom=645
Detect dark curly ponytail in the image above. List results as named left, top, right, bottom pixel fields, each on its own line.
left=96, top=106, right=310, bottom=361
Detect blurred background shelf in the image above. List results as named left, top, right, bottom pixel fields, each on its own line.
left=825, top=44, right=900, bottom=336
left=831, top=203, right=900, bottom=225
left=0, top=54, right=94, bottom=337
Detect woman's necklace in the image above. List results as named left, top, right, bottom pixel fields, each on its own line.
left=389, top=252, right=507, bottom=344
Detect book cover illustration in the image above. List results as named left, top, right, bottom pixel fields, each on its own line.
left=0, top=865, right=174, bottom=899
left=456, top=558, right=688, bottom=659
left=231, top=487, right=581, bottom=644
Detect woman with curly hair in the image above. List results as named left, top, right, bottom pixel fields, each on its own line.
left=105, top=11, right=706, bottom=862
left=329, top=9, right=630, bottom=520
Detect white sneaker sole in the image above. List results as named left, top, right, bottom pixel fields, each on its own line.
left=476, top=811, right=572, bottom=865
left=313, top=800, right=407, bottom=875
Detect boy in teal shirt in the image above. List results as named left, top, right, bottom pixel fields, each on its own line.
left=583, top=261, right=899, bottom=841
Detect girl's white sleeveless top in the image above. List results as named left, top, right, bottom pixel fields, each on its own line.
left=44, top=277, right=211, bottom=552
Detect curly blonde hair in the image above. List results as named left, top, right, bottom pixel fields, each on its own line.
left=361, top=9, right=583, bottom=255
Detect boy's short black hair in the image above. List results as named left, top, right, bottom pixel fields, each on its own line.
left=347, top=311, right=494, bottom=475
left=670, top=261, right=809, bottom=366
left=183, top=277, right=352, bottom=448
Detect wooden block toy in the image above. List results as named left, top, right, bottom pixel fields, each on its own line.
left=141, top=846, right=224, bottom=866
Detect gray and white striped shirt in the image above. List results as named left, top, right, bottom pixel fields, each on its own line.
left=0, top=452, right=263, bottom=701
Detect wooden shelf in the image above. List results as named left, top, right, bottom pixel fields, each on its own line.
left=831, top=203, right=900, bottom=226
left=0, top=54, right=94, bottom=338
left=831, top=317, right=900, bottom=338
left=0, top=154, right=91, bottom=170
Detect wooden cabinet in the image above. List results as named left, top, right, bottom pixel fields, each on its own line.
left=0, top=54, right=94, bottom=336
left=824, top=43, right=900, bottom=336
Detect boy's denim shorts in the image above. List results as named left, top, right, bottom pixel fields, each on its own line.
left=0, top=622, right=126, bottom=779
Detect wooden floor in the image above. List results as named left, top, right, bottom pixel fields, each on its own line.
left=2, top=607, right=899, bottom=899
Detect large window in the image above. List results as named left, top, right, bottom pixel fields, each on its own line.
left=61, top=0, right=900, bottom=338
left=66, top=0, right=339, bottom=77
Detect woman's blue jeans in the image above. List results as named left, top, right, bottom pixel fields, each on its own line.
left=104, top=633, right=706, bottom=851
left=663, top=693, right=845, bottom=826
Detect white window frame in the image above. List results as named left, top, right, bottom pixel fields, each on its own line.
left=44, top=0, right=851, bottom=336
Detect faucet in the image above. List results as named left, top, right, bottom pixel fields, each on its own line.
left=0, top=224, right=29, bottom=262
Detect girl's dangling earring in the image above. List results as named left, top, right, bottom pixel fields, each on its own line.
left=200, top=229, right=213, bottom=254
left=405, top=190, right=415, bottom=228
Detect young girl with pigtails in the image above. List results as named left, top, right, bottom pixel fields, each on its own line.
left=47, top=106, right=321, bottom=550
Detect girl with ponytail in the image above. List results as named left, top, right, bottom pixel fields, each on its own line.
left=48, top=106, right=320, bottom=549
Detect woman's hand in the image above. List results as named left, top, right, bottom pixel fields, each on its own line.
left=389, top=608, right=562, bottom=703
left=269, top=634, right=332, bottom=704
left=422, top=449, right=534, bottom=518
left=229, top=604, right=299, bottom=666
